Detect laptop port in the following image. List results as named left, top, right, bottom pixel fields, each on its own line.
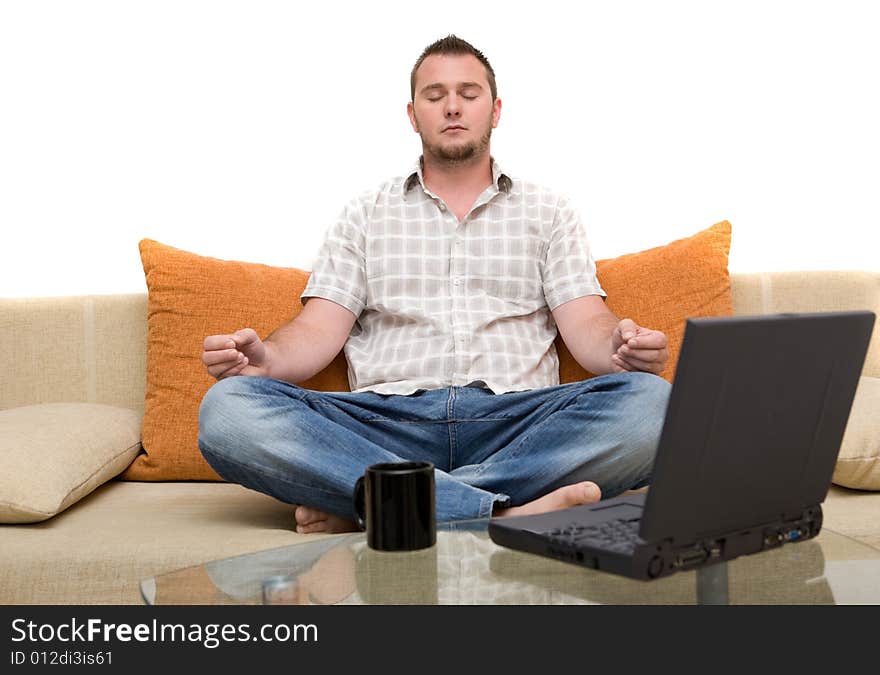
left=673, top=547, right=708, bottom=569
left=763, top=528, right=785, bottom=548
left=787, top=528, right=807, bottom=541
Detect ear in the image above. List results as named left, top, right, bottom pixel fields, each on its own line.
left=407, top=101, right=420, bottom=133
left=491, top=97, right=502, bottom=129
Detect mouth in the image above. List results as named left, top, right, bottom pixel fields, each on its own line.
left=442, top=125, right=467, bottom=133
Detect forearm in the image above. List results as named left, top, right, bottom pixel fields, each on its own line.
left=560, top=308, right=620, bottom=376
left=262, top=317, right=347, bottom=384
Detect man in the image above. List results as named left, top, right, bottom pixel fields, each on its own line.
left=198, top=35, right=671, bottom=534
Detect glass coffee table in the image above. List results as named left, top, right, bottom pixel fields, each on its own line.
left=141, top=520, right=880, bottom=605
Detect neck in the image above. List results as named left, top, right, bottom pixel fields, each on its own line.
left=421, top=151, right=493, bottom=196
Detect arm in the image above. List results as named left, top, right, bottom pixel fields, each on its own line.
left=551, top=295, right=620, bottom=375
left=203, top=193, right=367, bottom=382
left=552, top=295, right=670, bottom=376
left=201, top=297, right=357, bottom=384
left=262, top=297, right=357, bottom=383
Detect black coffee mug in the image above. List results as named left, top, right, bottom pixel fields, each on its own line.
left=353, top=461, right=436, bottom=551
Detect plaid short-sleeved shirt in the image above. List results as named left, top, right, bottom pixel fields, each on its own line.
left=301, top=158, right=605, bottom=395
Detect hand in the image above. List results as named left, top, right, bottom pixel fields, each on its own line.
left=201, top=328, right=269, bottom=380
left=610, top=319, right=669, bottom=375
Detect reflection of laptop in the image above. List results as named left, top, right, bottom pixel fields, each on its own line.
left=488, top=538, right=834, bottom=604
left=489, top=311, right=875, bottom=581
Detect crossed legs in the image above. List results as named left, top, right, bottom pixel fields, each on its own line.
left=198, top=373, right=670, bottom=533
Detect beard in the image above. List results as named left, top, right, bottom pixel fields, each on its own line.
left=420, top=121, right=493, bottom=165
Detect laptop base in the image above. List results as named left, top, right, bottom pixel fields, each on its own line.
left=488, top=499, right=823, bottom=581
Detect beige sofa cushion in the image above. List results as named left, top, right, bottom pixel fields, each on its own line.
left=0, top=403, right=141, bottom=523
left=0, top=481, right=313, bottom=604
left=832, top=376, right=880, bottom=490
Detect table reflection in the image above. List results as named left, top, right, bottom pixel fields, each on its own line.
left=148, top=521, right=836, bottom=605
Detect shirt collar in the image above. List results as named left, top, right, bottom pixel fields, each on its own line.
left=404, top=156, right=513, bottom=195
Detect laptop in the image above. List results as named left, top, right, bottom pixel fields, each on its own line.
left=488, top=310, right=875, bottom=581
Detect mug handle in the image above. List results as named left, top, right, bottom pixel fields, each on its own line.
left=353, top=476, right=367, bottom=531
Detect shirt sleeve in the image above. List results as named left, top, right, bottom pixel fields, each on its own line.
left=541, top=195, right=606, bottom=310
left=300, top=196, right=368, bottom=317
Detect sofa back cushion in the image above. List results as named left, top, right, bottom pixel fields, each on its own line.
left=0, top=294, right=148, bottom=413
left=729, top=270, right=880, bottom=378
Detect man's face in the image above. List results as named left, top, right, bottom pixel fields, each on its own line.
left=407, top=53, right=502, bottom=164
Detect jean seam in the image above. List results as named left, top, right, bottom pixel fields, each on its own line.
left=353, top=417, right=449, bottom=424
left=308, top=395, right=454, bottom=423
left=447, top=387, right=457, bottom=469
left=201, top=441, right=346, bottom=498
left=346, top=416, right=516, bottom=423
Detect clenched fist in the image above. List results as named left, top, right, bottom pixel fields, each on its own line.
left=201, top=328, right=270, bottom=380
left=610, top=318, right=669, bottom=375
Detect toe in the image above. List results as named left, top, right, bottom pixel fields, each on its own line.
left=582, top=482, right=601, bottom=502
left=296, top=521, right=325, bottom=534
left=295, top=505, right=317, bottom=525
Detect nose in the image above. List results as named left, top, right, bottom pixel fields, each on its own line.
left=445, top=95, right=462, bottom=118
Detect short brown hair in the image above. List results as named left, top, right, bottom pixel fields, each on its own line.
left=410, top=35, right=497, bottom=101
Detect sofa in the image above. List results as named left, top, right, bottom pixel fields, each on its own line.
left=1, top=269, right=878, bottom=604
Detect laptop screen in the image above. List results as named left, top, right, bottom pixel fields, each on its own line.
left=639, top=311, right=874, bottom=544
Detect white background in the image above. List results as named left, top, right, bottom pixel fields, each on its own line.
left=1, top=0, right=878, bottom=298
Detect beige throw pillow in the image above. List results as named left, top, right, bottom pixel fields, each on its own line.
left=0, top=403, right=142, bottom=523
left=832, top=376, right=880, bottom=491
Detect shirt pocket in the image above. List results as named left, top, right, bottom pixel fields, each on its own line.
left=366, top=233, right=449, bottom=306
left=469, top=234, right=544, bottom=301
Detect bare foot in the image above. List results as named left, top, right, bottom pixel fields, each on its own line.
left=294, top=505, right=359, bottom=534
left=492, top=481, right=602, bottom=518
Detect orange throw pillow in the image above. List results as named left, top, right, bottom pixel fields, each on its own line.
left=123, top=240, right=348, bottom=481
left=556, top=220, right=733, bottom=384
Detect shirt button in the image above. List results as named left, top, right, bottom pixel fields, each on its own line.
left=438, top=203, right=446, bottom=212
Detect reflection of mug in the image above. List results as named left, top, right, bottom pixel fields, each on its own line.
left=355, top=545, right=439, bottom=605
left=353, top=461, right=436, bottom=551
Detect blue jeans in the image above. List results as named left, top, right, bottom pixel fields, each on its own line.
left=198, top=372, right=671, bottom=523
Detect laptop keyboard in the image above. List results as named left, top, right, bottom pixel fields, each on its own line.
left=543, top=518, right=643, bottom=553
